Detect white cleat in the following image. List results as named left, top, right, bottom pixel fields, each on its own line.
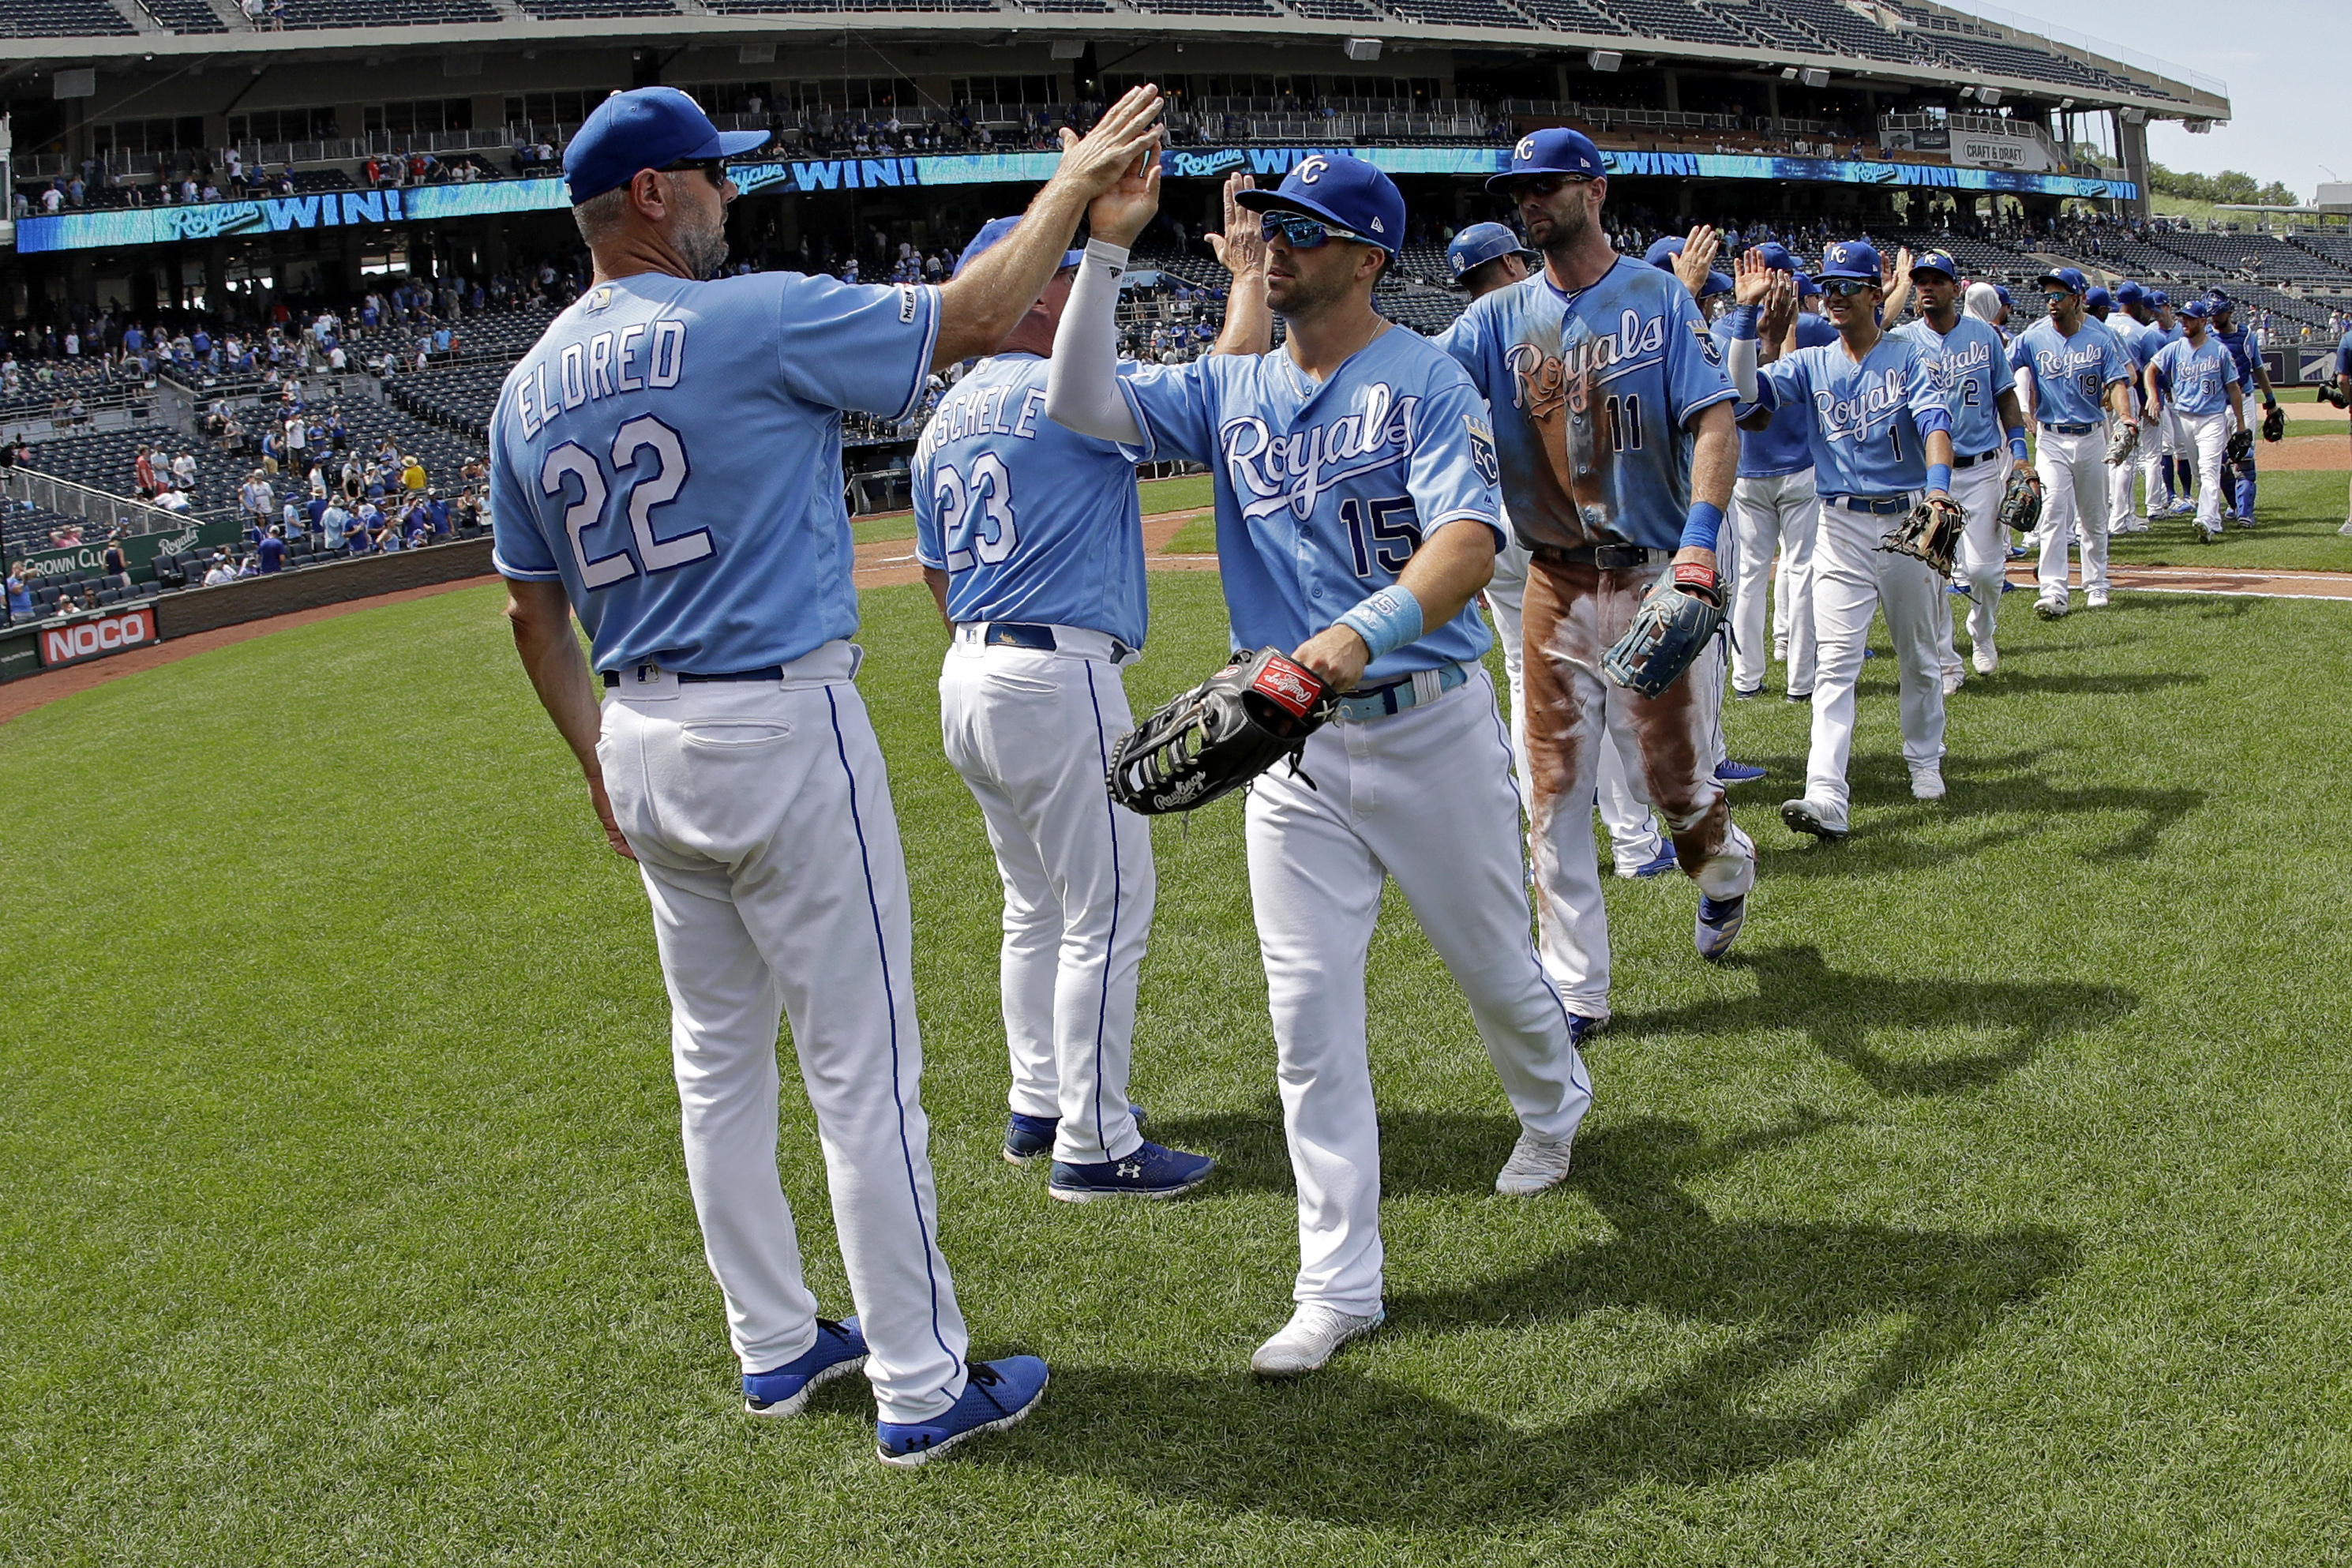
left=1911, top=765, right=1946, bottom=801
left=1495, top=1130, right=1577, bottom=1196
left=2339, top=518, right=2352, bottom=537
left=1971, top=642, right=1998, bottom=675
left=1250, top=1304, right=1386, bottom=1378
left=2085, top=589, right=2110, bottom=609
left=1941, top=666, right=1965, bottom=696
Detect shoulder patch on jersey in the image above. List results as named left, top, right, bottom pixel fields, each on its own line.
left=1465, top=414, right=1500, bottom=487
left=584, top=287, right=614, bottom=315
left=1694, top=320, right=1724, bottom=368
left=898, top=286, right=919, bottom=324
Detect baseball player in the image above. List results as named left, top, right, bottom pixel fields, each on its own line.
left=912, top=212, right=1221, bottom=1203
left=2145, top=290, right=2193, bottom=516
left=1435, top=129, right=1756, bottom=1028
left=2337, top=321, right=2352, bottom=536
left=2204, top=292, right=2275, bottom=527
left=1728, top=238, right=1960, bottom=835
left=1450, top=219, right=1679, bottom=880
left=2007, top=268, right=2133, bottom=620
left=1047, top=149, right=1594, bottom=1378
left=1893, top=249, right=2033, bottom=681
left=2102, top=281, right=2159, bottom=535
left=1717, top=242, right=1836, bottom=703
left=493, top=84, right=1163, bottom=1468
left=2144, top=299, right=2246, bottom=545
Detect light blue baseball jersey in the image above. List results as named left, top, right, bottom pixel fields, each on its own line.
left=2149, top=336, right=2238, bottom=418
left=2106, top=313, right=2156, bottom=373
left=2008, top=317, right=2131, bottom=427
left=1434, top=257, right=1737, bottom=552
left=1112, top=326, right=1502, bottom=682
left=2338, top=329, right=2352, bottom=380
left=1893, top=313, right=2015, bottom=456
left=2209, top=324, right=2260, bottom=394
left=1747, top=332, right=1953, bottom=498
left=490, top=271, right=939, bottom=673
left=1714, top=312, right=1839, bottom=477
left=912, top=352, right=1150, bottom=648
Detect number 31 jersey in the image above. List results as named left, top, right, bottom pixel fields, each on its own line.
left=490, top=270, right=939, bottom=673
left=1435, top=257, right=1736, bottom=553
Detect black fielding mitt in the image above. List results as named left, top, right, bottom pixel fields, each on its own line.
left=2224, top=427, right=2253, bottom=464
left=1603, top=560, right=1724, bottom=700
left=1881, top=494, right=1965, bottom=577
left=2261, top=403, right=2286, bottom=442
left=1998, top=467, right=2043, bottom=535
left=1107, top=647, right=1337, bottom=815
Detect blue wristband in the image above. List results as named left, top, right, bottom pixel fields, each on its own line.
left=1335, top=584, right=1424, bottom=662
left=1926, top=463, right=1952, bottom=494
left=1679, top=500, right=1726, bottom=552
left=1722, top=304, right=1758, bottom=340
left=2006, top=426, right=2029, bottom=463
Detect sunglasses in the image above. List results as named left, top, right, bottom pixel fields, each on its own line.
left=1260, top=212, right=1373, bottom=249
left=1502, top=173, right=1595, bottom=198
left=1820, top=279, right=1879, bottom=298
left=658, top=157, right=727, bottom=188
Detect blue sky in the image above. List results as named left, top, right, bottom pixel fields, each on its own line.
left=1941, top=0, right=2330, bottom=197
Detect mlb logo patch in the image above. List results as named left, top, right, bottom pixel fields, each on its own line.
left=898, top=286, right=919, bottom=324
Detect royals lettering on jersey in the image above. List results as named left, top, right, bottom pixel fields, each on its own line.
left=1435, top=257, right=1735, bottom=552
left=1747, top=332, right=1953, bottom=498
left=1714, top=313, right=1838, bottom=478
left=1111, top=326, right=1501, bottom=681
left=2009, top=317, right=2131, bottom=427
left=1892, top=313, right=2015, bottom=456
left=912, top=352, right=1150, bottom=649
left=490, top=272, right=940, bottom=673
left=2149, top=336, right=2238, bottom=418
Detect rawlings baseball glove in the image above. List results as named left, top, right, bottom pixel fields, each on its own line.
left=2103, top=418, right=2140, bottom=467
left=2225, top=427, right=2253, bottom=464
left=2262, top=403, right=2286, bottom=442
left=1998, top=466, right=2043, bottom=535
left=1881, top=493, right=1965, bottom=576
left=1602, top=561, right=1724, bottom=700
left=1106, top=647, right=1336, bottom=816
left=2320, top=384, right=2350, bottom=411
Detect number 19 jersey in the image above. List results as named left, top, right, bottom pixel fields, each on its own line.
left=490, top=270, right=939, bottom=673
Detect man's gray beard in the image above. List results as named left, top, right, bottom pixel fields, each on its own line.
left=681, top=218, right=730, bottom=280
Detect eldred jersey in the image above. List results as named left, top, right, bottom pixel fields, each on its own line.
left=2209, top=324, right=2260, bottom=394
left=2009, top=317, right=2131, bottom=427
left=1435, top=257, right=1736, bottom=553
left=1113, top=325, right=1502, bottom=682
left=912, top=352, right=1150, bottom=649
left=490, top=270, right=937, bottom=673
left=1749, top=332, right=1952, bottom=499
left=2149, top=336, right=2238, bottom=418
left=1893, top=313, right=2015, bottom=457
left=1714, top=312, right=1839, bottom=478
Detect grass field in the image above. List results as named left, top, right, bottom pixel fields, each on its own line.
left=6, top=568, right=2352, bottom=1566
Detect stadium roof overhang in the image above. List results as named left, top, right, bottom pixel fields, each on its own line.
left=0, top=14, right=2227, bottom=125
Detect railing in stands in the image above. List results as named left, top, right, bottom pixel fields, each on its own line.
left=2, top=467, right=234, bottom=538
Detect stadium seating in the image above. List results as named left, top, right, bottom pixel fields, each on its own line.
left=133, top=0, right=228, bottom=29
left=0, top=0, right=136, bottom=34
left=1125, top=0, right=1285, bottom=13
left=276, top=0, right=498, bottom=27
left=21, top=429, right=242, bottom=515
left=1286, top=0, right=1385, bottom=17
left=1516, top=0, right=1630, bottom=33
left=1739, top=0, right=1914, bottom=63
left=1593, top=0, right=1763, bottom=49
left=2149, top=233, right=2352, bottom=285
left=518, top=0, right=676, bottom=13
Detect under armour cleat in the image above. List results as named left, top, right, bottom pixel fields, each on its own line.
left=1495, top=1130, right=1577, bottom=1195
left=1617, top=843, right=1679, bottom=880
left=1780, top=798, right=1849, bottom=841
left=876, top=1357, right=1048, bottom=1468
left=1047, top=1140, right=1214, bottom=1202
left=1716, top=760, right=1767, bottom=784
left=1003, top=1104, right=1146, bottom=1164
left=1694, top=893, right=1746, bottom=962
left=745, top=1317, right=868, bottom=1417
left=1250, top=1304, right=1385, bottom=1378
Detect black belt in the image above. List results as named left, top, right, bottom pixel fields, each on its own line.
left=983, top=621, right=1056, bottom=651
left=1824, top=494, right=1911, bottom=515
left=1952, top=448, right=2002, bottom=469
left=1531, top=542, right=1668, bottom=571
left=602, top=666, right=784, bottom=688
left=2041, top=421, right=2097, bottom=435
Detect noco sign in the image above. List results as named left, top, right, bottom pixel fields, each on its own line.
left=38, top=606, right=162, bottom=668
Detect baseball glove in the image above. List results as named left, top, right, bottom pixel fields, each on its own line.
left=1602, top=561, right=1724, bottom=700
left=2225, top=427, right=2253, bottom=464
left=1997, top=466, right=2043, bottom=535
left=2261, top=403, right=2286, bottom=442
left=2103, top=418, right=2140, bottom=467
left=1880, top=493, right=1965, bottom=577
left=1106, top=647, right=1336, bottom=816
left=2320, top=384, right=2350, bottom=411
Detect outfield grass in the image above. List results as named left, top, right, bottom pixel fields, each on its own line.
left=2103, top=468, right=2348, bottom=572
left=5, top=572, right=2352, bottom=1566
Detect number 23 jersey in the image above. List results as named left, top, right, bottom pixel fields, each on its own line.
left=1435, top=257, right=1736, bottom=554
left=490, top=270, right=939, bottom=673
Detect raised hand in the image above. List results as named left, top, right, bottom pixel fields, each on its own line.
left=1673, top=224, right=1720, bottom=298
left=1732, top=246, right=1773, bottom=307
left=1205, top=172, right=1266, bottom=279
left=1086, top=144, right=1161, bottom=249
left=1052, top=85, right=1165, bottom=204
left=1758, top=269, right=1799, bottom=347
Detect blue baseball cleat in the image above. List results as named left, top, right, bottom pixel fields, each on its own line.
left=1715, top=760, right=1767, bottom=784
left=1618, top=842, right=1679, bottom=880
left=1048, top=1140, right=1215, bottom=1202
left=1568, top=1013, right=1604, bottom=1047
left=876, top=1356, right=1048, bottom=1468
left=1694, top=894, right=1746, bottom=961
left=744, top=1317, right=868, bottom=1416
left=1003, top=1103, right=1146, bottom=1164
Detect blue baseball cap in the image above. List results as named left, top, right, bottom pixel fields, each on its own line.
left=1446, top=221, right=1535, bottom=279
left=1795, top=273, right=1822, bottom=298
left=2149, top=288, right=2171, bottom=307
left=1236, top=152, right=1405, bottom=254
left=1994, top=284, right=2013, bottom=307
left=2085, top=286, right=2114, bottom=315
left=1643, top=235, right=1686, bottom=268
left=1817, top=238, right=1882, bottom=283
left=2114, top=279, right=2147, bottom=306
left=953, top=215, right=1083, bottom=279
left=1701, top=270, right=1733, bottom=298
left=1754, top=242, right=1798, bottom=273
left=1909, top=249, right=1960, bottom=280
left=563, top=87, right=771, bottom=205
left=2178, top=298, right=2210, bottom=320
left=2035, top=266, right=2088, bottom=295
left=1487, top=127, right=1606, bottom=193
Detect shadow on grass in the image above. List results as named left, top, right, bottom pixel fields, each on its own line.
left=995, top=1112, right=2078, bottom=1529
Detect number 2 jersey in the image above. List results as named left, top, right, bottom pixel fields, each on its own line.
left=911, top=351, right=1150, bottom=650
left=1434, top=257, right=1737, bottom=553
left=490, top=270, right=939, bottom=673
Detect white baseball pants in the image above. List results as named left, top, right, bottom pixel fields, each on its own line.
left=2033, top=425, right=2111, bottom=606
left=1245, top=671, right=1592, bottom=1315
left=1729, top=468, right=1819, bottom=696
left=598, top=643, right=969, bottom=1424
left=939, top=626, right=1153, bottom=1166
left=1936, top=456, right=2012, bottom=679
left=2178, top=408, right=2234, bottom=535
left=1799, top=499, right=1948, bottom=826
left=2113, top=402, right=2155, bottom=531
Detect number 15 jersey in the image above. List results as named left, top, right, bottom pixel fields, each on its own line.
left=490, top=270, right=939, bottom=673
